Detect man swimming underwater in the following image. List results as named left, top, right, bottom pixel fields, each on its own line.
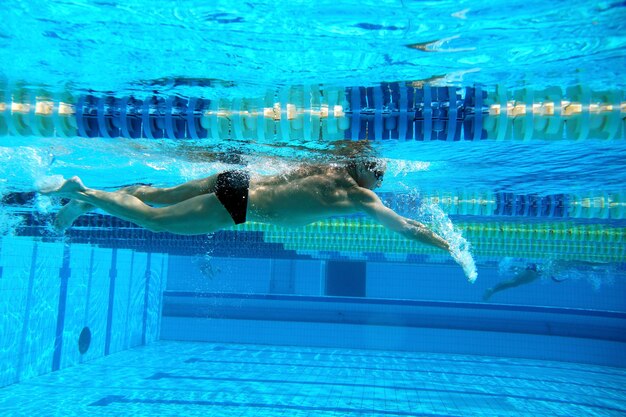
left=41, top=157, right=477, bottom=282
left=482, top=259, right=606, bottom=300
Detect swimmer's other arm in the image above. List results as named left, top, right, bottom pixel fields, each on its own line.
left=350, top=187, right=450, bottom=251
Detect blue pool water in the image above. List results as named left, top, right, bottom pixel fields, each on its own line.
left=1, top=0, right=626, bottom=416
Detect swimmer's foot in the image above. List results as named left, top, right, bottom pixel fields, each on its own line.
left=39, top=176, right=87, bottom=199
left=483, top=288, right=494, bottom=301
left=54, top=200, right=95, bottom=231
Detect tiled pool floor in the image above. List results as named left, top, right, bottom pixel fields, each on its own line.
left=0, top=341, right=625, bottom=417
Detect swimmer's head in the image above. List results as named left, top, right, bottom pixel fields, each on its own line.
left=348, top=157, right=387, bottom=189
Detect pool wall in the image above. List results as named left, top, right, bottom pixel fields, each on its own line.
left=161, top=255, right=626, bottom=367
left=0, top=236, right=167, bottom=388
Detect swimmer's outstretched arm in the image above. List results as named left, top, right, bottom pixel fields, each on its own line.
left=352, top=188, right=479, bottom=282
left=349, top=187, right=449, bottom=251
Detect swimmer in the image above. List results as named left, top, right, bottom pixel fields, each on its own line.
left=40, top=158, right=476, bottom=281
left=482, top=259, right=607, bottom=301
left=483, top=263, right=542, bottom=301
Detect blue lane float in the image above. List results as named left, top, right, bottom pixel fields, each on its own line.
left=0, top=81, right=624, bottom=141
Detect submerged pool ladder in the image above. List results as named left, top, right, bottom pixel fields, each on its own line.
left=1, top=82, right=624, bottom=141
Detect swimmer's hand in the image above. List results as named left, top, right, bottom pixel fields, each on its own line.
left=404, top=219, right=477, bottom=283
left=449, top=242, right=478, bottom=283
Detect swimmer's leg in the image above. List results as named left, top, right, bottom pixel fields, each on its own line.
left=119, top=175, right=219, bottom=205
left=53, top=175, right=220, bottom=231
left=44, top=176, right=234, bottom=234
left=483, top=269, right=540, bottom=301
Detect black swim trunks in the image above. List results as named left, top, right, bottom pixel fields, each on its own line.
left=215, top=170, right=250, bottom=225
